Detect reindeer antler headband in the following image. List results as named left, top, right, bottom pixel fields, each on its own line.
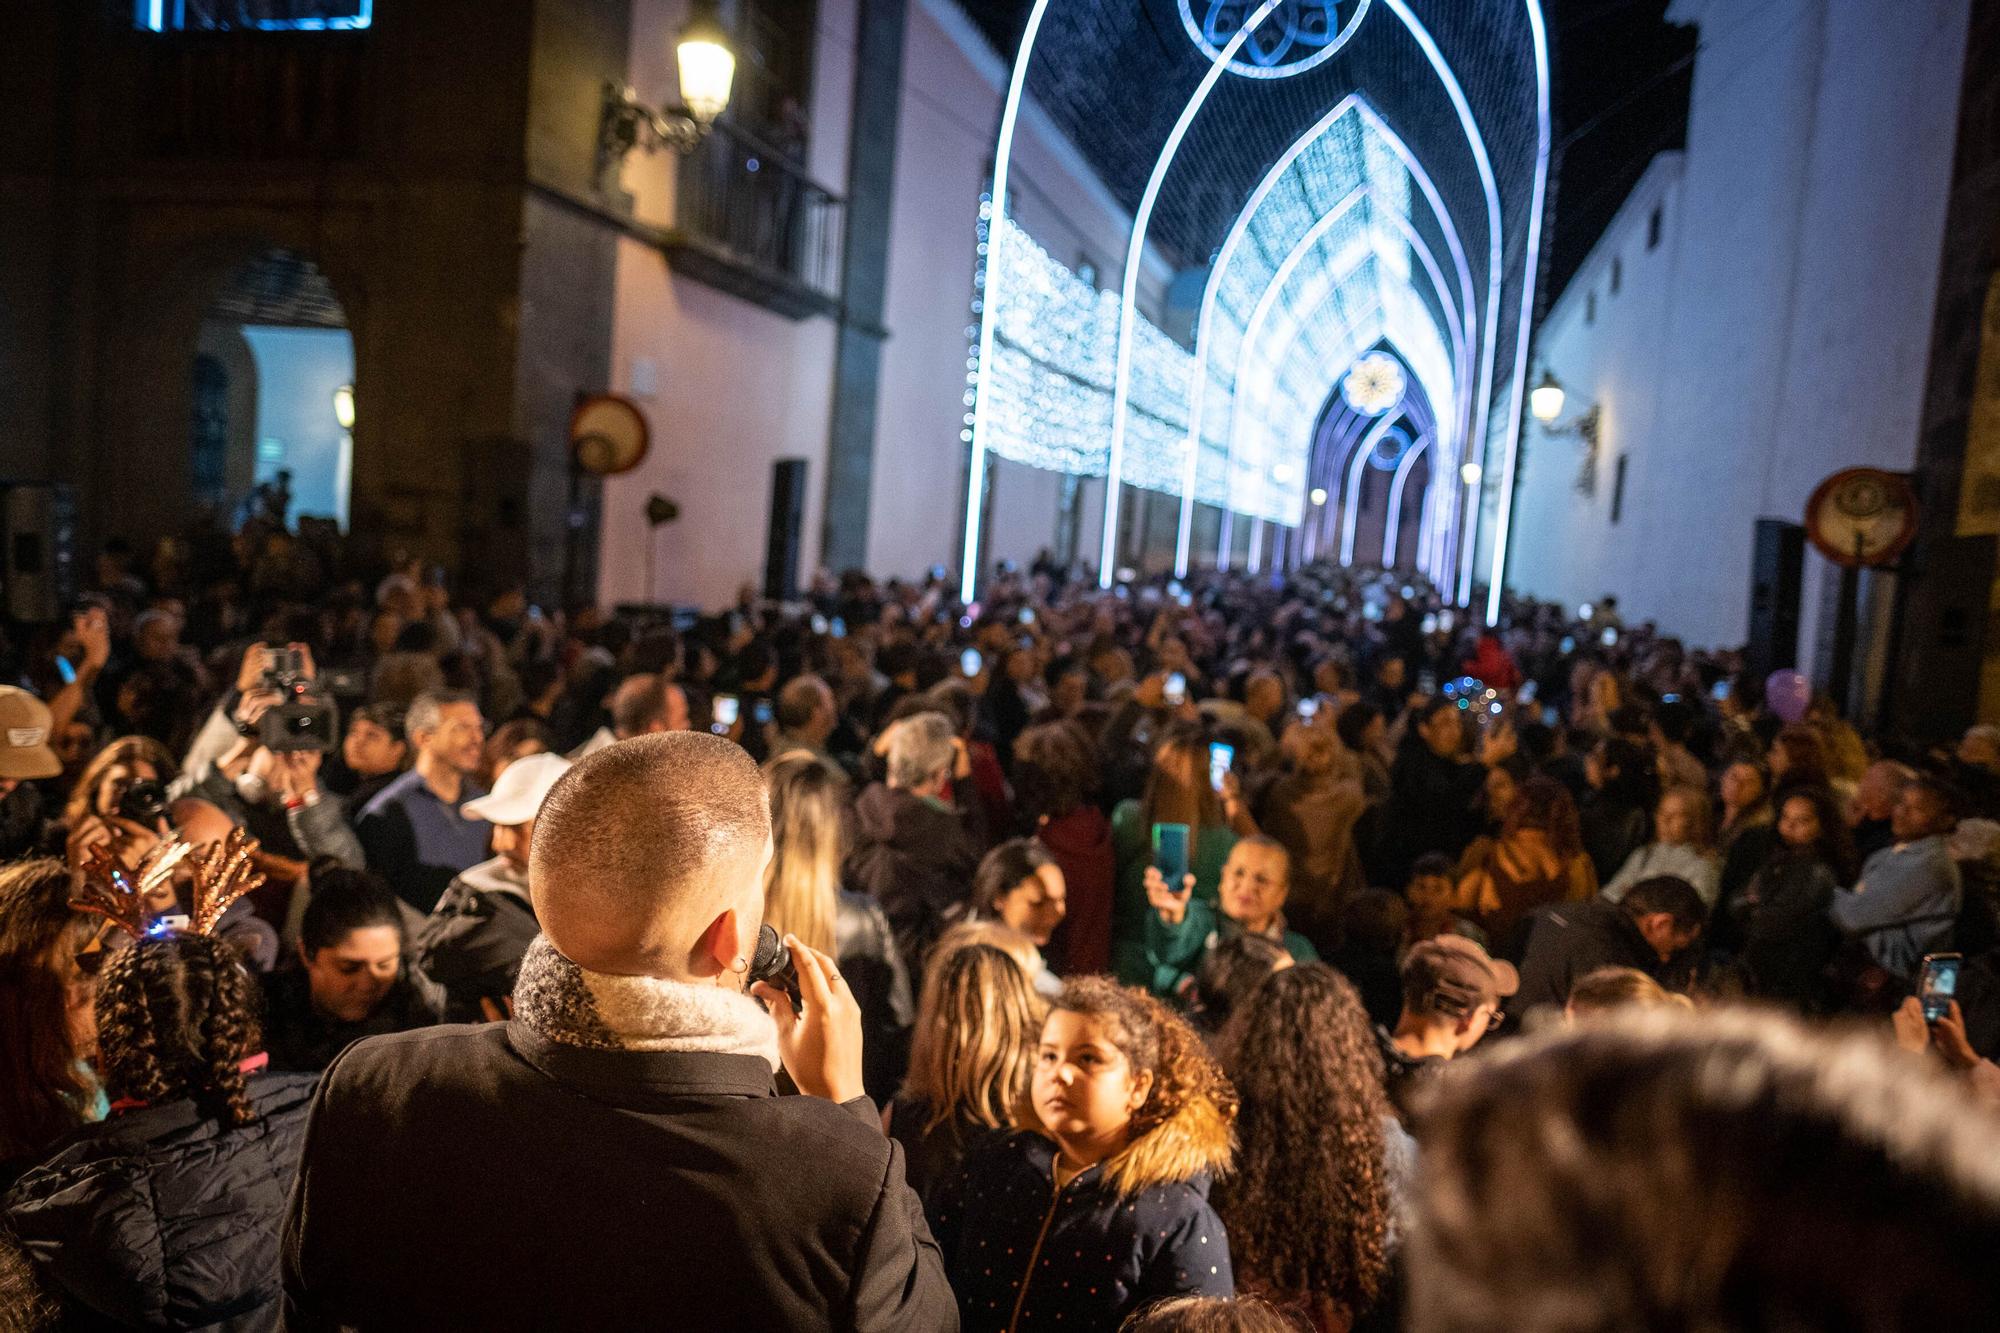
left=70, top=828, right=266, bottom=940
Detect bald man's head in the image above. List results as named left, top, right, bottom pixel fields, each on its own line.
left=530, top=732, right=772, bottom=979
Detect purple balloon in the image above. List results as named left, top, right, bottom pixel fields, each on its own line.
left=1765, top=669, right=1812, bottom=724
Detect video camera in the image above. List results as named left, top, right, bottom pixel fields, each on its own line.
left=259, top=646, right=338, bottom=753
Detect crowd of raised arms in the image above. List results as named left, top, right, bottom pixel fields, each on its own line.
left=1, top=514, right=1998, bottom=1332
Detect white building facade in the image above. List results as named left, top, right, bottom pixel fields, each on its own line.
left=1495, top=0, right=1973, bottom=653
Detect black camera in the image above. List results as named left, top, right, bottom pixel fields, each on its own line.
left=116, top=778, right=170, bottom=826
left=259, top=646, right=339, bottom=753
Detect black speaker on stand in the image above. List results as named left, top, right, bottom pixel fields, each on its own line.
left=1745, top=517, right=1804, bottom=684
left=765, top=459, right=807, bottom=602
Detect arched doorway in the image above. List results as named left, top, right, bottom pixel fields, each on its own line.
left=193, top=249, right=355, bottom=529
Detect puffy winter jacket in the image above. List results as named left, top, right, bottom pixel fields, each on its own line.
left=3, top=1072, right=317, bottom=1331
left=932, top=1091, right=1236, bottom=1330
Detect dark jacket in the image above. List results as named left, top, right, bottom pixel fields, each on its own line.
left=1580, top=794, right=1651, bottom=887
left=260, top=967, right=444, bottom=1074
left=885, top=1094, right=1003, bottom=1212
left=845, top=783, right=980, bottom=975
left=1380, top=744, right=1485, bottom=883
left=413, top=857, right=540, bottom=1021
left=1729, top=854, right=1843, bottom=1007
left=281, top=1022, right=955, bottom=1331
left=4, top=1072, right=317, bottom=1332
left=1510, top=897, right=1661, bottom=1018
left=837, top=889, right=917, bottom=1103
left=932, top=1094, right=1235, bottom=1330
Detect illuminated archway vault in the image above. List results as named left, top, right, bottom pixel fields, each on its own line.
left=961, top=0, right=1548, bottom=622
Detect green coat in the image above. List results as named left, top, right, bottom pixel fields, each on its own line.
left=1109, top=800, right=1237, bottom=988
left=1139, top=897, right=1320, bottom=999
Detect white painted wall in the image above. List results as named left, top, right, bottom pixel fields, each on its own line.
left=870, top=0, right=1171, bottom=582
left=1502, top=0, right=1971, bottom=648
left=599, top=0, right=853, bottom=609
left=598, top=0, right=1168, bottom=602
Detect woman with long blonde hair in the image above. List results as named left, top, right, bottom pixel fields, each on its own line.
left=887, top=941, right=1045, bottom=1206
left=762, top=750, right=912, bottom=1099
left=762, top=751, right=847, bottom=957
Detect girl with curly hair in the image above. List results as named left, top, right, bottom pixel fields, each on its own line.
left=3, top=932, right=318, bottom=1330
left=1217, top=964, right=1411, bottom=1333
left=933, top=976, right=1239, bottom=1331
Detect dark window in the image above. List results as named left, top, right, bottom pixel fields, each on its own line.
left=1611, top=454, right=1629, bottom=524
left=1610, top=257, right=1622, bottom=294
left=1647, top=206, right=1663, bottom=251
left=1586, top=291, right=1597, bottom=324
left=136, top=0, right=372, bottom=30
left=731, top=0, right=818, bottom=153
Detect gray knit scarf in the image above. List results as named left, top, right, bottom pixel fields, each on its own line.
left=512, top=935, right=780, bottom=1069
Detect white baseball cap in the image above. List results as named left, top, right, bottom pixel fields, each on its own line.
left=462, top=752, right=571, bottom=827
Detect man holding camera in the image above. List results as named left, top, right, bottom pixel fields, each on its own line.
left=355, top=690, right=492, bottom=913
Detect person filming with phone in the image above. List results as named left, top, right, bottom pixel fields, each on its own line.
left=283, top=732, right=954, bottom=1330
left=1139, top=837, right=1318, bottom=999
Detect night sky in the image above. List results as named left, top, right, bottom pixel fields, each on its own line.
left=949, top=0, right=1695, bottom=312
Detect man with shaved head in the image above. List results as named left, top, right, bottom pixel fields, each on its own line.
left=284, top=733, right=954, bottom=1330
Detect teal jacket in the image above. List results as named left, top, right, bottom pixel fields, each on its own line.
left=1139, top=897, right=1319, bottom=999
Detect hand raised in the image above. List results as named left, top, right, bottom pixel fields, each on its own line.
left=1144, top=865, right=1195, bottom=926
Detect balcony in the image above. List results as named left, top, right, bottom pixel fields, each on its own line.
left=665, top=120, right=845, bottom=321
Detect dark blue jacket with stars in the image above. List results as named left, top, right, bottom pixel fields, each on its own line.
left=930, top=1092, right=1234, bottom=1331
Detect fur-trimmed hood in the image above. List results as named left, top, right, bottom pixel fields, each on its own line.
left=1098, top=1087, right=1236, bottom=1197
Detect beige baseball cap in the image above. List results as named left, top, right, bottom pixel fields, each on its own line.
left=0, top=687, right=63, bottom=781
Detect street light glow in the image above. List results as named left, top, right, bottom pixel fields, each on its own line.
left=1460, top=461, right=1482, bottom=485
left=1529, top=369, right=1565, bottom=423
left=1310, top=487, right=1328, bottom=505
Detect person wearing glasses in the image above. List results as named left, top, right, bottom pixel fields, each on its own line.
left=1375, top=935, right=1518, bottom=1125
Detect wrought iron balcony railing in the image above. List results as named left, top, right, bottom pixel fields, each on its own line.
left=666, top=119, right=844, bottom=321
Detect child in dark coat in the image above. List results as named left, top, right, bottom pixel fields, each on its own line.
left=933, top=976, right=1238, bottom=1330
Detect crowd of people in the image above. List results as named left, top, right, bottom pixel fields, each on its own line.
left=2, top=517, right=1999, bottom=1330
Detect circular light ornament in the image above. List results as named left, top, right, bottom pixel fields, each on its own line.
left=1368, top=426, right=1411, bottom=472
left=1341, top=352, right=1405, bottom=417
left=1179, top=0, right=1371, bottom=79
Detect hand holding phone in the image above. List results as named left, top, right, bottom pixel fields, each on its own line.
left=1919, top=952, right=1963, bottom=1023
left=712, top=694, right=740, bottom=733
left=1152, top=821, right=1190, bottom=888
left=1207, top=742, right=1234, bottom=794
left=1143, top=864, right=1195, bottom=926
left=1163, top=672, right=1187, bottom=707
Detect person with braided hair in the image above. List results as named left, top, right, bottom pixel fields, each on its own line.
left=3, top=932, right=316, bottom=1331
left=931, top=976, right=1238, bottom=1330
